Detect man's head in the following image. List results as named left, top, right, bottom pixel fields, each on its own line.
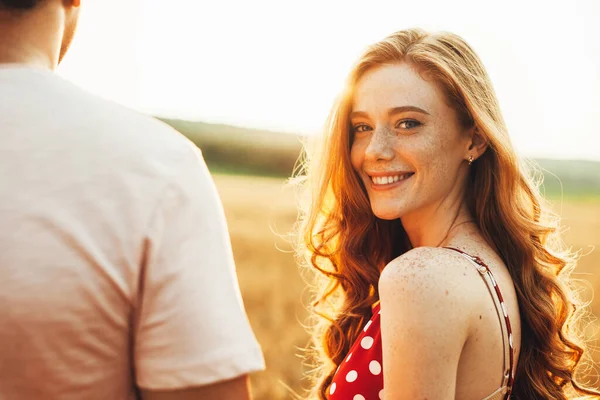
left=0, top=0, right=39, bottom=10
left=0, top=0, right=82, bottom=68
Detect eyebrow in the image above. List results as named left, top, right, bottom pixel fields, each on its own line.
left=350, top=105, right=431, bottom=119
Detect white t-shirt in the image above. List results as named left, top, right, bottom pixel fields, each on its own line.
left=0, top=66, right=264, bottom=399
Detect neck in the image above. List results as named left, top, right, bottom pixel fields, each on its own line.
left=0, top=5, right=64, bottom=70
left=401, top=185, right=472, bottom=248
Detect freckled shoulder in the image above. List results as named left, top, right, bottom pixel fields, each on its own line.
left=377, top=246, right=486, bottom=385
left=379, top=246, right=474, bottom=283
left=378, top=246, right=484, bottom=320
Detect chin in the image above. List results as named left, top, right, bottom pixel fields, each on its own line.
left=371, top=205, right=403, bottom=221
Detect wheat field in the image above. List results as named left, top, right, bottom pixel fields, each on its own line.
left=213, top=174, right=600, bottom=400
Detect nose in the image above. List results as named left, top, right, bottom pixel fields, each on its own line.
left=364, top=126, right=395, bottom=161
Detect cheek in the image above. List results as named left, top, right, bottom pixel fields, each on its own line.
left=402, top=133, right=447, bottom=174
left=414, top=133, right=463, bottom=188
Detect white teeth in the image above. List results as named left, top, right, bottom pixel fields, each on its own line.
left=371, top=174, right=412, bottom=185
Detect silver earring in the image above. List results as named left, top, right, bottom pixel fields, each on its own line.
left=468, top=155, right=474, bottom=165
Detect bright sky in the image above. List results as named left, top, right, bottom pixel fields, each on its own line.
left=57, top=0, right=600, bottom=161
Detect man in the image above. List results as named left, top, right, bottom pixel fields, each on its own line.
left=0, top=1, right=265, bottom=399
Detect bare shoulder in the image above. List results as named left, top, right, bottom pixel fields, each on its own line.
left=377, top=247, right=487, bottom=374
left=378, top=246, right=484, bottom=317
left=379, top=246, right=478, bottom=288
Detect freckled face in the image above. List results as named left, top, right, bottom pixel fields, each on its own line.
left=350, top=62, right=471, bottom=220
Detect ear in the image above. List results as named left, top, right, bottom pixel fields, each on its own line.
left=65, top=0, right=80, bottom=7
left=466, top=127, right=488, bottom=162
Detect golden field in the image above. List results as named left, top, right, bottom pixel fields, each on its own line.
left=213, top=174, right=600, bottom=400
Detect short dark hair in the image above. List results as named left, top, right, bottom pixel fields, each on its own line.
left=0, top=0, right=39, bottom=9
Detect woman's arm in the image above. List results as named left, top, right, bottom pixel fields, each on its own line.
left=378, top=247, right=476, bottom=400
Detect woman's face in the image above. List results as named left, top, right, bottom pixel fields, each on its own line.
left=350, top=62, right=473, bottom=221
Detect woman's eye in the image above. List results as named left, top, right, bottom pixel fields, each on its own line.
left=396, top=119, right=422, bottom=129
left=353, top=124, right=371, bottom=133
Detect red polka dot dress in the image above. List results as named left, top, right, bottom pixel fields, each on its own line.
left=327, top=247, right=516, bottom=400
left=328, top=301, right=384, bottom=400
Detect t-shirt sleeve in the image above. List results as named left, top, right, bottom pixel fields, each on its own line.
left=134, top=144, right=265, bottom=390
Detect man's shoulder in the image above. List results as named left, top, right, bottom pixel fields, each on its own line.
left=72, top=98, right=201, bottom=180
left=5, top=67, right=195, bottom=159
left=61, top=81, right=192, bottom=154
left=2, top=67, right=205, bottom=184
left=52, top=75, right=202, bottom=171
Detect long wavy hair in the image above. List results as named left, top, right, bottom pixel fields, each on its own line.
left=296, top=28, right=599, bottom=399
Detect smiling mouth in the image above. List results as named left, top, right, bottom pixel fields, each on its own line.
left=369, top=172, right=414, bottom=186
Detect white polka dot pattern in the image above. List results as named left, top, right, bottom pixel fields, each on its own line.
left=361, top=336, right=374, bottom=350
left=346, top=370, right=358, bottom=382
left=369, top=360, right=382, bottom=375
left=327, top=302, right=383, bottom=399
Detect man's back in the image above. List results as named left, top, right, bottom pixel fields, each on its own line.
left=0, top=66, right=264, bottom=399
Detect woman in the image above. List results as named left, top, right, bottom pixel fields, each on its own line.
left=297, top=28, right=599, bottom=399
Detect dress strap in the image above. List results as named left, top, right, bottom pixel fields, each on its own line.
left=444, top=247, right=515, bottom=398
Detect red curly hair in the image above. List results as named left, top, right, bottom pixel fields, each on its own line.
left=296, top=28, right=599, bottom=399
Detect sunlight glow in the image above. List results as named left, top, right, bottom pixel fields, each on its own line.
left=58, top=0, right=600, bottom=160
